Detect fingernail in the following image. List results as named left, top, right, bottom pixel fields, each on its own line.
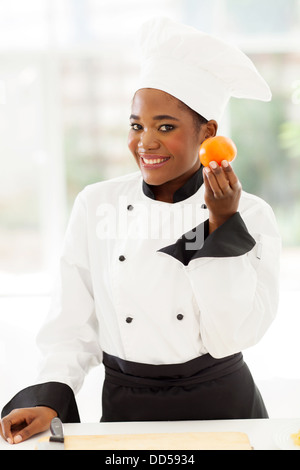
left=209, top=161, right=217, bottom=169
left=7, top=438, right=13, bottom=445
left=205, top=166, right=211, bottom=173
left=222, top=160, right=229, bottom=167
left=14, top=435, right=22, bottom=444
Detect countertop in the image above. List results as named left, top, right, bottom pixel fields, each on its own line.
left=1, top=418, right=300, bottom=451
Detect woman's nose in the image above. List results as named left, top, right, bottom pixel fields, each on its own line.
left=138, top=130, right=160, bottom=150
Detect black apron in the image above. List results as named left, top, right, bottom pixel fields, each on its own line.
left=101, top=351, right=268, bottom=422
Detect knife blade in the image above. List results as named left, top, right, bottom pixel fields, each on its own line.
left=37, top=417, right=65, bottom=450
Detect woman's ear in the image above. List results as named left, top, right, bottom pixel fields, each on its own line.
left=199, top=119, right=218, bottom=146
left=204, top=120, right=218, bottom=139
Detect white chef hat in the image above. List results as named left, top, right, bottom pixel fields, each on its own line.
left=136, top=17, right=271, bottom=122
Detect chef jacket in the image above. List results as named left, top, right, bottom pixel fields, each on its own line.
left=33, top=167, right=280, bottom=399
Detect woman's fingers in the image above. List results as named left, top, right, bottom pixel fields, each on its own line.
left=202, top=161, right=242, bottom=233
left=220, top=160, right=240, bottom=190
left=11, top=418, right=41, bottom=444
left=0, top=414, right=14, bottom=444
left=204, top=161, right=240, bottom=196
left=203, top=166, right=214, bottom=195
left=204, top=162, right=230, bottom=197
left=1, top=409, right=37, bottom=444
left=0, top=407, right=57, bottom=444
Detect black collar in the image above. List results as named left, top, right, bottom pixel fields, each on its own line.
left=142, top=166, right=204, bottom=203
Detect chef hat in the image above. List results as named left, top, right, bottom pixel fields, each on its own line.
left=136, top=17, right=271, bottom=122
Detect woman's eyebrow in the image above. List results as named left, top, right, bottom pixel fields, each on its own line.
left=129, top=114, right=179, bottom=121
left=153, top=115, right=180, bottom=121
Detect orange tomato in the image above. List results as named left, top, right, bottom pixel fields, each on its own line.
left=199, top=136, right=237, bottom=167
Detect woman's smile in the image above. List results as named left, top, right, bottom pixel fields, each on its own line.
left=139, top=153, right=171, bottom=168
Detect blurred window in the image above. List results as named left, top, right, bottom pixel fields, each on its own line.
left=0, top=0, right=300, bottom=295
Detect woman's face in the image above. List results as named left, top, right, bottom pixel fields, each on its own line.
left=128, top=88, right=215, bottom=200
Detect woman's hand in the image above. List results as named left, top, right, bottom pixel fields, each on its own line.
left=203, top=160, right=242, bottom=233
left=0, top=406, right=57, bottom=444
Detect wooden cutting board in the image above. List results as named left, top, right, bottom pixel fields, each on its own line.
left=37, top=431, right=252, bottom=450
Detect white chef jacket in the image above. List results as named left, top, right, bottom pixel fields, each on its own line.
left=36, top=170, right=281, bottom=396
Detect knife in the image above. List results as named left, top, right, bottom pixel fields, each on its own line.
left=36, top=417, right=65, bottom=450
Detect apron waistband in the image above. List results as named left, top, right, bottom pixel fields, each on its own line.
left=102, top=351, right=244, bottom=388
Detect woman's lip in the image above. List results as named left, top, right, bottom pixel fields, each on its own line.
left=139, top=153, right=171, bottom=159
left=139, top=154, right=171, bottom=169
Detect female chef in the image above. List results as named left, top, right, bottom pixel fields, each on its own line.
left=1, top=17, right=281, bottom=444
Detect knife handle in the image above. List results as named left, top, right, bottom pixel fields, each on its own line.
left=50, top=417, right=64, bottom=443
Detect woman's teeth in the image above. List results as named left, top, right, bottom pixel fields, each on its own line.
left=143, top=157, right=169, bottom=164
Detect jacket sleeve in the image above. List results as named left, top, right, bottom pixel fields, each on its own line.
left=159, top=196, right=281, bottom=358
left=2, top=191, right=101, bottom=420
left=36, top=189, right=102, bottom=391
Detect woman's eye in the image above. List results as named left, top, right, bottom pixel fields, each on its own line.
left=159, top=124, right=174, bottom=132
left=130, top=123, right=142, bottom=131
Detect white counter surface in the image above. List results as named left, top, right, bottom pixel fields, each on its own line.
left=1, top=418, right=300, bottom=451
